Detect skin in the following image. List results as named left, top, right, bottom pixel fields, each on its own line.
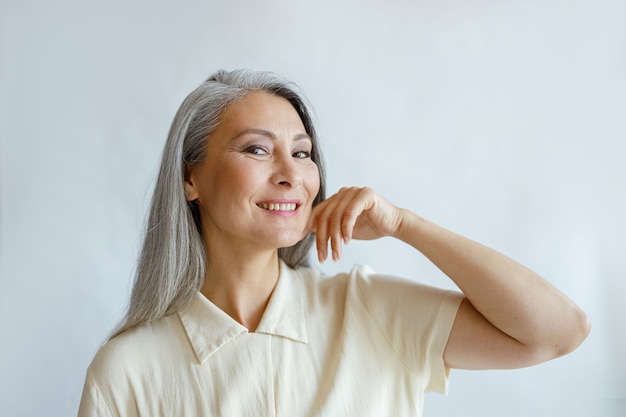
left=186, top=91, right=591, bottom=369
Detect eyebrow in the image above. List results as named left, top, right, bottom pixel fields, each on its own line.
left=230, top=128, right=312, bottom=142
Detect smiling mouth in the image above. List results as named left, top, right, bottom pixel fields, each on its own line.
left=257, top=203, right=298, bottom=211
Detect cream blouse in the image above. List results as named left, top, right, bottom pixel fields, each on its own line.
left=78, top=262, right=463, bottom=417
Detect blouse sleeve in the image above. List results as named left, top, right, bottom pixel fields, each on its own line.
left=349, top=264, right=464, bottom=394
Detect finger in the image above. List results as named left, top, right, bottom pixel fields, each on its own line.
left=311, top=190, right=347, bottom=262
left=310, top=203, right=330, bottom=263
left=312, top=217, right=328, bottom=263
left=317, top=187, right=364, bottom=261
left=327, top=187, right=362, bottom=259
left=340, top=187, right=374, bottom=243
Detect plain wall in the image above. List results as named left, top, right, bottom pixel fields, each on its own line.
left=1, top=0, right=624, bottom=416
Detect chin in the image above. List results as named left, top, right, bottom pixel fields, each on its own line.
left=272, top=233, right=306, bottom=250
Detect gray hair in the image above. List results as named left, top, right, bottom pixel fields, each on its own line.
left=110, top=69, right=326, bottom=338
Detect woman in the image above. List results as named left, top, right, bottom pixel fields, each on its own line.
left=78, top=69, right=590, bottom=416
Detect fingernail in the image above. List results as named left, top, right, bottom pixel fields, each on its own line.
left=319, top=251, right=326, bottom=264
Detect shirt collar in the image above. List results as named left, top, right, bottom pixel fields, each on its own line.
left=178, top=260, right=309, bottom=364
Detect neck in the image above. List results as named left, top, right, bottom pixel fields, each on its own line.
left=202, top=245, right=280, bottom=331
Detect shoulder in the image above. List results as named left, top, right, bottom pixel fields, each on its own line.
left=289, top=262, right=463, bottom=321
left=80, top=315, right=191, bottom=416
left=327, top=264, right=463, bottom=322
left=289, top=262, right=436, bottom=293
left=88, top=314, right=188, bottom=381
left=347, top=264, right=461, bottom=303
left=288, top=264, right=351, bottom=297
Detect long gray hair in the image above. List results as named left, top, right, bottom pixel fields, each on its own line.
left=111, top=69, right=326, bottom=338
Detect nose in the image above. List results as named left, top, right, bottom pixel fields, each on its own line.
left=270, top=153, right=303, bottom=187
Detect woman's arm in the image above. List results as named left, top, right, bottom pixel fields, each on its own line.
left=308, top=187, right=591, bottom=370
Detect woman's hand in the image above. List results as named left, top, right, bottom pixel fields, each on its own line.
left=306, top=187, right=404, bottom=262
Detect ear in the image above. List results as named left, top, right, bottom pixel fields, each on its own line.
left=184, top=168, right=200, bottom=202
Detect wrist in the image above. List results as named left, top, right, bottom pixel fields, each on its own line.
left=392, top=208, right=411, bottom=240
left=393, top=209, right=427, bottom=244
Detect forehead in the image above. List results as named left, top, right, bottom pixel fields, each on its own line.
left=216, top=91, right=306, bottom=133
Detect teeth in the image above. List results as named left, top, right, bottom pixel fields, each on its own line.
left=258, top=203, right=297, bottom=211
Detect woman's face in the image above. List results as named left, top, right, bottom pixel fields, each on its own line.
left=186, top=91, right=320, bottom=255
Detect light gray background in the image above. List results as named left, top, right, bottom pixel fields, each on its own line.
left=1, top=0, right=624, bottom=416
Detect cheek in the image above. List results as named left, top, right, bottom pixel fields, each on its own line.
left=214, top=159, right=261, bottom=194
left=306, top=164, right=321, bottom=199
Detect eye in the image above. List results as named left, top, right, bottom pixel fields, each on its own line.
left=244, top=145, right=268, bottom=155
left=293, top=150, right=311, bottom=159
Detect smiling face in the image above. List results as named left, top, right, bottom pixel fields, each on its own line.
left=185, top=91, right=321, bottom=258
